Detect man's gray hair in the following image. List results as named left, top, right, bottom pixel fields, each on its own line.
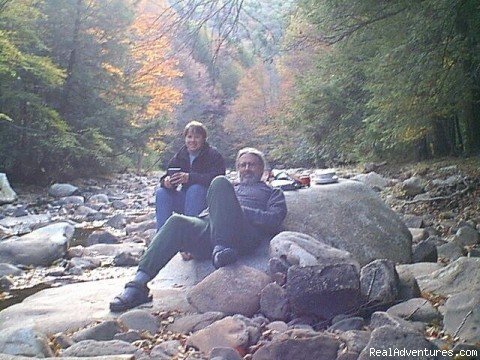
left=235, top=147, right=266, bottom=171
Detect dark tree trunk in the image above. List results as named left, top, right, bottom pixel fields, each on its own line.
left=60, top=0, right=82, bottom=116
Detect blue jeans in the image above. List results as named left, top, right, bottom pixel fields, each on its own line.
left=155, top=184, right=208, bottom=230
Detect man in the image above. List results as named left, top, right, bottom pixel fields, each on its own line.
left=110, top=147, right=287, bottom=312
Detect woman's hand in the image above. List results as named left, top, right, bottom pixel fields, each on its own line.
left=169, top=172, right=189, bottom=185
left=163, top=176, right=174, bottom=189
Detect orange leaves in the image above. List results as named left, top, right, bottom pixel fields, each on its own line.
left=129, top=0, right=183, bottom=122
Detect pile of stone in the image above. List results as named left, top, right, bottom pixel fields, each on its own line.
left=0, top=172, right=479, bottom=359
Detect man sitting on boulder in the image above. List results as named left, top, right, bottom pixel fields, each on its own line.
left=110, top=147, right=287, bottom=312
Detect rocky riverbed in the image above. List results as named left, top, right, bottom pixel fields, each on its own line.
left=0, top=158, right=479, bottom=359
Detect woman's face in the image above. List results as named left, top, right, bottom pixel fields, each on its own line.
left=185, top=130, right=205, bottom=153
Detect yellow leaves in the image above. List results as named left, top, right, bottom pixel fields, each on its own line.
left=102, top=62, right=123, bottom=78
left=128, top=0, right=183, bottom=121
left=403, top=126, right=428, bottom=141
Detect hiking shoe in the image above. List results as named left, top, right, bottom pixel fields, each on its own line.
left=212, top=245, right=238, bottom=269
left=109, top=281, right=152, bottom=312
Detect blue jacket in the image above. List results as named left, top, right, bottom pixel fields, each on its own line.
left=235, top=181, right=287, bottom=235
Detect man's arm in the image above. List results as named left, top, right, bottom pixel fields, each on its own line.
left=241, top=188, right=287, bottom=233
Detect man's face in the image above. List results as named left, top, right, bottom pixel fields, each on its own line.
left=185, top=130, right=205, bottom=153
left=237, top=153, right=263, bottom=184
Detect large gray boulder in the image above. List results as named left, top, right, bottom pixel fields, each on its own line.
left=0, top=174, right=17, bottom=205
left=283, top=181, right=412, bottom=266
left=0, top=222, right=74, bottom=266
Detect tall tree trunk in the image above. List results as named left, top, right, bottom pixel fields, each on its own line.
left=61, top=0, right=82, bottom=116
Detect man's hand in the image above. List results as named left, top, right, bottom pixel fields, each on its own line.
left=169, top=172, right=189, bottom=186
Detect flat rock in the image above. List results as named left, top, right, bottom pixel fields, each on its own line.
left=187, top=265, right=271, bottom=317
left=0, top=214, right=51, bottom=230
left=61, top=340, right=136, bottom=357
left=283, top=181, right=412, bottom=266
left=269, top=231, right=359, bottom=269
left=0, top=222, right=74, bottom=266
left=396, top=263, right=444, bottom=279
left=0, top=277, right=191, bottom=335
left=386, top=298, right=442, bottom=324
left=167, top=312, right=225, bottom=334
left=417, top=257, right=480, bottom=296
left=443, top=290, right=480, bottom=343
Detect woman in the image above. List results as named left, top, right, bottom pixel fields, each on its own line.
left=155, top=121, right=225, bottom=230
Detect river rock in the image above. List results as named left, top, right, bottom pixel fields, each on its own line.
left=402, top=176, right=424, bottom=197
left=358, top=325, right=440, bottom=360
left=352, top=172, right=389, bottom=190
left=186, top=265, right=271, bottom=317
left=260, top=283, right=289, bottom=321
left=210, top=347, right=243, bottom=360
left=186, top=316, right=256, bottom=355
left=48, top=183, right=78, bottom=198
left=453, top=226, right=479, bottom=247
left=0, top=214, right=51, bottom=231
left=0, top=222, right=74, bottom=266
left=0, top=263, right=23, bottom=277
left=269, top=231, right=359, bottom=269
left=118, top=309, right=159, bottom=334
left=0, top=355, right=134, bottom=360
left=61, top=340, right=136, bottom=357
left=86, top=231, right=120, bottom=246
left=167, top=312, right=225, bottom=334
left=0, top=327, right=54, bottom=358
left=72, top=320, right=123, bottom=342
left=412, top=239, right=438, bottom=263
left=150, top=340, right=182, bottom=359
left=437, top=242, right=464, bottom=262
left=417, top=257, right=480, bottom=296
left=252, top=329, right=340, bottom=360
left=286, top=263, right=362, bottom=320
left=0, top=174, right=17, bottom=205
left=283, top=181, right=412, bottom=266
left=386, top=298, right=442, bottom=324
left=443, top=290, right=480, bottom=343
left=360, top=259, right=398, bottom=305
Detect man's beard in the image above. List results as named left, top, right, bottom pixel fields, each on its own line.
left=239, top=172, right=261, bottom=184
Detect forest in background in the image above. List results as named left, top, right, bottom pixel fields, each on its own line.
left=0, top=0, right=479, bottom=184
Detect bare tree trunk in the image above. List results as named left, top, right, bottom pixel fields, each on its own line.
left=61, top=0, right=83, bottom=116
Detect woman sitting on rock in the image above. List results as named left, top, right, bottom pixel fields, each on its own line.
left=155, top=121, right=225, bottom=230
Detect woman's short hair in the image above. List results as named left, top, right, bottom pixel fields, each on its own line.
left=183, top=121, right=207, bottom=138
left=236, top=147, right=266, bottom=172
